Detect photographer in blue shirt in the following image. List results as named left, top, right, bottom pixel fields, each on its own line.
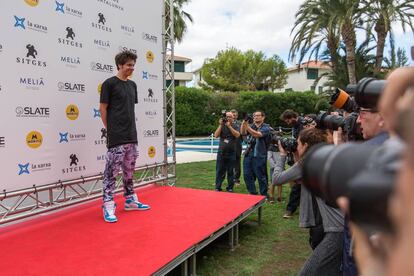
left=240, top=110, right=271, bottom=197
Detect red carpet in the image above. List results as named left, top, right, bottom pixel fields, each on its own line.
left=0, top=186, right=264, bottom=275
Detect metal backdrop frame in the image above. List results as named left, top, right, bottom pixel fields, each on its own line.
left=0, top=0, right=176, bottom=225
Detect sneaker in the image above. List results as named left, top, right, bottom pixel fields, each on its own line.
left=125, top=194, right=150, bottom=211
left=283, top=211, right=293, bottom=219
left=103, top=201, right=117, bottom=223
left=268, top=197, right=275, bottom=204
left=234, top=181, right=240, bottom=186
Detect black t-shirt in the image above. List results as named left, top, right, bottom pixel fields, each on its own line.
left=218, top=123, right=240, bottom=155
left=100, top=76, right=138, bottom=148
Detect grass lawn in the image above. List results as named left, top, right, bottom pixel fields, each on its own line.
left=171, top=159, right=310, bottom=276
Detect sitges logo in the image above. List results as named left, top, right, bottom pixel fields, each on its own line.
left=144, top=88, right=158, bottom=103
left=57, top=27, right=83, bottom=48
left=143, top=129, right=159, bottom=138
left=142, top=32, right=158, bottom=44
left=26, top=131, right=43, bottom=149
left=97, top=0, right=124, bottom=11
left=91, top=13, right=112, bottom=32
left=62, top=154, right=86, bottom=174
left=94, top=39, right=110, bottom=50
left=16, top=106, right=50, bottom=118
left=118, top=46, right=137, bottom=54
left=121, top=25, right=134, bottom=35
left=58, top=82, right=85, bottom=93
left=94, top=128, right=107, bottom=146
left=55, top=1, right=83, bottom=18
left=91, top=62, right=113, bottom=73
left=20, top=77, right=45, bottom=90
left=0, top=44, right=3, bottom=52
left=16, top=44, right=47, bottom=67
left=66, top=104, right=79, bottom=120
left=0, top=136, right=5, bottom=148
left=60, top=56, right=81, bottom=68
left=14, top=15, right=48, bottom=33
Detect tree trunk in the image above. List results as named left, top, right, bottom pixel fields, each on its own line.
left=374, top=16, right=387, bottom=75
left=341, top=21, right=357, bottom=85
left=327, top=32, right=340, bottom=73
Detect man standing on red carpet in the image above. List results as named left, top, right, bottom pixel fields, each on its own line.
left=99, top=51, right=150, bottom=223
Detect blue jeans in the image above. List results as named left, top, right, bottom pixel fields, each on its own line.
left=215, top=152, right=236, bottom=191
left=243, top=155, right=268, bottom=196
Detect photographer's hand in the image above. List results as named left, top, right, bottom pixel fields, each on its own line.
left=333, top=127, right=344, bottom=145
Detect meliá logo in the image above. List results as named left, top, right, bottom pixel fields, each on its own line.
left=60, top=56, right=81, bottom=68
left=145, top=110, right=157, bottom=119
left=66, top=104, right=79, bottom=120
left=0, top=136, right=5, bottom=148
left=121, top=25, right=134, bottom=35
left=142, top=32, right=158, bottom=44
left=58, top=82, right=85, bottom=93
left=91, top=62, right=113, bottom=73
left=16, top=106, right=50, bottom=118
left=143, top=129, right=159, bottom=138
left=55, top=1, right=83, bottom=18
left=26, top=130, right=43, bottom=149
left=97, top=0, right=124, bottom=11
left=59, top=132, right=86, bottom=143
left=91, top=13, right=112, bottom=32
left=16, top=44, right=47, bottom=67
left=94, top=39, right=110, bottom=50
left=14, top=15, right=48, bottom=33
left=142, top=71, right=158, bottom=80
left=118, top=46, right=137, bottom=54
left=144, top=88, right=158, bottom=103
left=20, top=77, right=45, bottom=90
left=62, top=154, right=86, bottom=174
left=57, top=27, right=83, bottom=48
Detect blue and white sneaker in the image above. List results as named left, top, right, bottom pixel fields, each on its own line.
left=125, top=194, right=150, bottom=211
left=103, top=201, right=117, bottom=223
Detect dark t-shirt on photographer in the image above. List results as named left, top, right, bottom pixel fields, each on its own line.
left=100, top=76, right=138, bottom=148
left=218, top=123, right=240, bottom=155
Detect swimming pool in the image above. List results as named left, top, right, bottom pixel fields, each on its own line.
left=174, top=138, right=246, bottom=153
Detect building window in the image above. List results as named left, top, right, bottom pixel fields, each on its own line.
left=307, top=68, right=318, bottom=80
left=310, top=85, right=316, bottom=91
left=285, top=88, right=293, bottom=92
left=174, top=61, right=185, bottom=73
left=166, top=80, right=181, bottom=87
left=318, top=86, right=323, bottom=93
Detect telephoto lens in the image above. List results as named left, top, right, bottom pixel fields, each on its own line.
left=315, top=112, right=345, bottom=131
left=345, top=77, right=386, bottom=109
left=330, top=88, right=359, bottom=113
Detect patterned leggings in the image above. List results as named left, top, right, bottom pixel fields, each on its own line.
left=102, top=143, right=138, bottom=202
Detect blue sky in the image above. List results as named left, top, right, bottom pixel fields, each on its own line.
left=175, top=0, right=414, bottom=72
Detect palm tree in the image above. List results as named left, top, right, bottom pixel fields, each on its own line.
left=360, top=0, right=414, bottom=75
left=289, top=0, right=341, bottom=73
left=165, top=0, right=194, bottom=43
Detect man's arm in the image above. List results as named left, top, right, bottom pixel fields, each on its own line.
left=226, top=122, right=240, bottom=138
left=100, top=103, right=108, bottom=129
left=214, top=119, right=223, bottom=138
left=246, top=125, right=263, bottom=138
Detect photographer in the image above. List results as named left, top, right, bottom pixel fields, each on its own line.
left=213, top=111, right=240, bottom=192
left=231, top=109, right=243, bottom=185
left=272, top=128, right=344, bottom=275
left=280, top=109, right=305, bottom=218
left=240, top=110, right=271, bottom=197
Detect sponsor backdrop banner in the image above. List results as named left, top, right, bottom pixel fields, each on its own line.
left=0, top=0, right=164, bottom=191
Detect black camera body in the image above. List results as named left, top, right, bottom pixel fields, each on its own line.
left=221, top=110, right=227, bottom=124
left=241, top=112, right=253, bottom=124
left=315, top=111, right=362, bottom=141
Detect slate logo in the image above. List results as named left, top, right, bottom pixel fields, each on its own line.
left=94, top=128, right=107, bottom=146
left=55, top=1, right=83, bottom=17
left=26, top=131, right=43, bottom=149
left=142, top=71, right=158, bottom=80
left=60, top=56, right=81, bottom=68
left=16, top=44, right=47, bottom=67
left=18, top=163, right=30, bottom=175
left=14, top=15, right=48, bottom=33
left=0, top=136, right=5, bottom=148
left=66, top=104, right=79, bottom=120
left=144, top=88, right=158, bottom=103
left=58, top=82, right=85, bottom=93
left=145, top=110, right=157, bottom=119
left=121, top=25, right=134, bottom=35
left=97, top=0, right=124, bottom=11
left=20, top=77, right=45, bottom=90
left=16, top=106, right=50, bottom=118
left=62, top=154, right=86, bottom=174
left=91, top=62, right=114, bottom=73
left=142, top=32, right=158, bottom=44
left=94, top=39, right=110, bottom=50
left=118, top=46, right=137, bottom=54
left=59, top=132, right=86, bottom=143
left=146, top=51, right=155, bottom=63
left=148, top=146, right=156, bottom=158
left=92, top=13, right=112, bottom=32
left=57, top=27, right=83, bottom=48
left=25, top=0, right=39, bottom=7
left=93, top=108, right=101, bottom=118
left=143, top=129, right=159, bottom=138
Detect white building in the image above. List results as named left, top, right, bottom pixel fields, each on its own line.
left=275, top=61, right=332, bottom=94
left=166, top=55, right=193, bottom=87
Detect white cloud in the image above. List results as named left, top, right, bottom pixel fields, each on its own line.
left=175, top=0, right=414, bottom=71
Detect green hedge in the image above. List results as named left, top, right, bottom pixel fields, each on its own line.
left=175, top=87, right=329, bottom=136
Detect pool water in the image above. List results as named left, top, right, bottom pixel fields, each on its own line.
left=174, top=138, right=245, bottom=153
